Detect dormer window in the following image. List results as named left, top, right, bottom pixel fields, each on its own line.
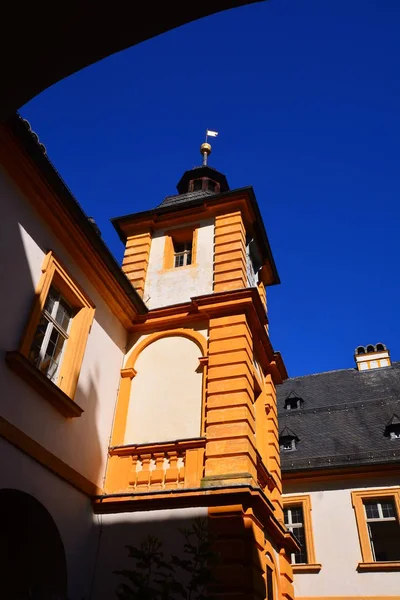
left=282, top=439, right=296, bottom=451
left=279, top=426, right=299, bottom=452
left=284, top=392, right=304, bottom=411
left=384, top=414, right=400, bottom=441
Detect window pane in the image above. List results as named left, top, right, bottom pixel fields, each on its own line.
left=369, top=520, right=400, bottom=561
left=186, top=251, right=192, bottom=266
left=381, top=502, right=395, bottom=519
left=40, top=327, right=66, bottom=382
left=28, top=316, right=50, bottom=366
left=290, top=507, right=303, bottom=524
left=55, top=298, right=72, bottom=332
left=174, top=254, right=184, bottom=268
left=44, top=287, right=59, bottom=315
left=365, top=502, right=380, bottom=520
left=283, top=508, right=289, bottom=524
left=293, top=525, right=308, bottom=564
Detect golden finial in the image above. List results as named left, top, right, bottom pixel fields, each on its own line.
left=200, top=143, right=212, bottom=166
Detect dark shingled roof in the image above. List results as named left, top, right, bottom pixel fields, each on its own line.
left=277, top=362, right=400, bottom=472
left=157, top=189, right=217, bottom=208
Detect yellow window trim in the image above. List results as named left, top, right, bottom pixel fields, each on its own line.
left=283, top=494, right=321, bottom=573
left=351, top=487, right=400, bottom=571
left=15, top=251, right=95, bottom=414
left=162, top=225, right=198, bottom=271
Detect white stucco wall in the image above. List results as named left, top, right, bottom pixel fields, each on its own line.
left=93, top=506, right=208, bottom=600
left=144, top=219, right=214, bottom=309
left=0, top=165, right=127, bottom=487
left=283, top=476, right=400, bottom=597
left=0, top=437, right=97, bottom=600
left=125, top=335, right=203, bottom=444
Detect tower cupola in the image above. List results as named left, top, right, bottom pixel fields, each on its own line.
left=176, top=142, right=229, bottom=195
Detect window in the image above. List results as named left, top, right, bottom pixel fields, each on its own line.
left=6, top=251, right=94, bottom=418
left=28, top=286, right=73, bottom=383
left=279, top=426, right=299, bottom=452
left=284, top=506, right=308, bottom=564
left=364, top=500, right=400, bottom=562
left=281, top=438, right=296, bottom=451
left=384, top=415, right=400, bottom=440
left=245, top=237, right=262, bottom=288
left=174, top=240, right=192, bottom=268
left=163, top=227, right=198, bottom=270
left=283, top=496, right=321, bottom=573
left=351, top=488, right=400, bottom=571
left=284, top=392, right=304, bottom=411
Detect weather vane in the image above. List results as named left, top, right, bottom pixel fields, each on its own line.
left=201, top=129, right=219, bottom=166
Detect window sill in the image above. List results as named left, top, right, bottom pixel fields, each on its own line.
left=5, top=351, right=83, bottom=418
left=292, top=564, right=322, bottom=574
left=357, top=561, right=400, bottom=572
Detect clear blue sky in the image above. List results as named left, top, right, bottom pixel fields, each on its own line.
left=21, top=0, right=400, bottom=377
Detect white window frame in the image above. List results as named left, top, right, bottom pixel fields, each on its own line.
left=174, top=241, right=192, bottom=268
left=284, top=506, right=307, bottom=564
left=364, top=500, right=398, bottom=561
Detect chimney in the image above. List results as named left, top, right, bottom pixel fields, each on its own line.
left=354, top=343, right=391, bottom=371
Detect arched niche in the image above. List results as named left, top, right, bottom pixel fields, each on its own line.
left=0, top=489, right=67, bottom=600
left=124, top=334, right=205, bottom=444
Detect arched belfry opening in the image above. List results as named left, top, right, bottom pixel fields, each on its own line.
left=0, top=489, right=67, bottom=600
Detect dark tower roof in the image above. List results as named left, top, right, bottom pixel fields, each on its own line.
left=177, top=165, right=229, bottom=195
left=158, top=164, right=230, bottom=208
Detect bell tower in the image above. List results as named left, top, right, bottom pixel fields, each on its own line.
left=101, top=142, right=297, bottom=600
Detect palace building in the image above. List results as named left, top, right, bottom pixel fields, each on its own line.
left=0, top=113, right=399, bottom=600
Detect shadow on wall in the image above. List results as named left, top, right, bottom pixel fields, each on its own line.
left=0, top=171, right=105, bottom=599
left=0, top=489, right=68, bottom=600
left=90, top=508, right=266, bottom=600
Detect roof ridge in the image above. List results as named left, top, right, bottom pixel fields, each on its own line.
left=284, top=360, right=400, bottom=381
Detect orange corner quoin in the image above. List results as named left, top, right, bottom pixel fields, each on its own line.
left=101, top=154, right=296, bottom=600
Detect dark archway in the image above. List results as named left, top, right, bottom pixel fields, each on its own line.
left=0, top=1, right=262, bottom=119
left=0, top=489, right=67, bottom=600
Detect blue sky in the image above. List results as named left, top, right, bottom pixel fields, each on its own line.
left=21, top=0, right=400, bottom=377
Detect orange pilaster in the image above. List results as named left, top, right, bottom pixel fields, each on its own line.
left=122, top=230, right=152, bottom=297
left=204, top=314, right=257, bottom=485
left=213, top=212, right=247, bottom=292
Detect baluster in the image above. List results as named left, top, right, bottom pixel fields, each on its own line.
left=128, top=455, right=139, bottom=489
left=136, top=453, right=151, bottom=490
left=151, top=452, right=165, bottom=489
left=165, top=451, right=179, bottom=489
left=177, top=452, right=185, bottom=488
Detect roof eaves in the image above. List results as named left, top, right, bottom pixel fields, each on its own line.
left=9, top=113, right=147, bottom=316
left=112, top=186, right=280, bottom=285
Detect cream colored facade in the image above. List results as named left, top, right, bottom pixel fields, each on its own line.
left=284, top=477, right=400, bottom=598
left=0, top=166, right=128, bottom=487
left=144, top=219, right=215, bottom=308
left=124, top=335, right=204, bottom=443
